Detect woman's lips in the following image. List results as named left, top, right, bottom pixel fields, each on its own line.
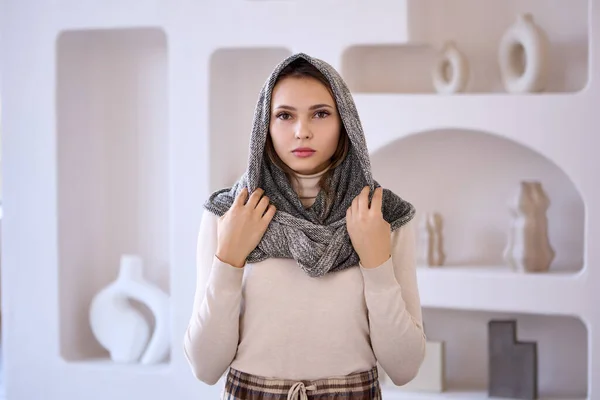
left=292, top=148, right=316, bottom=158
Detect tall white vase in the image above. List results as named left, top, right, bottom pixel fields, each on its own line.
left=89, top=254, right=170, bottom=364
left=504, top=181, right=555, bottom=272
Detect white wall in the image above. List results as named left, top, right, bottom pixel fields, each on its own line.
left=0, top=0, right=598, bottom=399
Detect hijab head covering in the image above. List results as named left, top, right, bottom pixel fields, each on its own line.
left=204, top=52, right=415, bottom=277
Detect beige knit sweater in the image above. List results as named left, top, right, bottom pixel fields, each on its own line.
left=183, top=170, right=426, bottom=387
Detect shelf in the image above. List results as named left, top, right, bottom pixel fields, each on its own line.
left=56, top=27, right=170, bottom=363
left=381, top=388, right=585, bottom=400
left=353, top=92, right=589, bottom=155
left=341, top=43, right=436, bottom=93
left=416, top=266, right=584, bottom=316
left=346, top=0, right=590, bottom=94
left=62, top=358, right=171, bottom=373
left=369, top=128, right=585, bottom=278
left=380, top=309, right=587, bottom=399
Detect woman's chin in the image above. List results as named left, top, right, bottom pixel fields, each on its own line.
left=288, top=160, right=330, bottom=176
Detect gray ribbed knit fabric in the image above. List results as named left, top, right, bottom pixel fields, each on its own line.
left=204, top=52, right=415, bottom=278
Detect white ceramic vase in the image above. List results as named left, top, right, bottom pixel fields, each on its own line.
left=504, top=181, right=555, bottom=272
left=498, top=13, right=550, bottom=93
left=432, top=41, right=470, bottom=94
left=418, top=212, right=446, bottom=267
left=89, top=254, right=170, bottom=364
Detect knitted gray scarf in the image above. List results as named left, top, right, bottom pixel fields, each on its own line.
left=204, top=52, right=415, bottom=278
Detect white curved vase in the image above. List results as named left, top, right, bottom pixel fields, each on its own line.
left=432, top=41, right=470, bottom=94
left=498, top=13, right=550, bottom=93
left=89, top=254, right=170, bottom=364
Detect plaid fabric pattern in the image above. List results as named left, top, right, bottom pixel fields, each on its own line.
left=204, top=52, right=415, bottom=278
left=221, top=366, right=382, bottom=400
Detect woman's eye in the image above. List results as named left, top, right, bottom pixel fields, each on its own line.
left=315, top=110, right=330, bottom=118
left=277, top=112, right=292, bottom=120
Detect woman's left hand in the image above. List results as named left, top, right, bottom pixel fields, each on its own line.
left=346, top=186, right=392, bottom=269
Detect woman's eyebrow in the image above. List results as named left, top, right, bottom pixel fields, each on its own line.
left=274, top=104, right=334, bottom=111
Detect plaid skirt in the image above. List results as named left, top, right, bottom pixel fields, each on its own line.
left=221, top=366, right=382, bottom=400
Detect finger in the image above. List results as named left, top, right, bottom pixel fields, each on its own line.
left=357, top=186, right=370, bottom=213
left=246, top=188, right=265, bottom=208
left=262, top=204, right=276, bottom=223
left=234, top=187, right=248, bottom=207
left=371, top=187, right=383, bottom=213
left=256, top=195, right=270, bottom=216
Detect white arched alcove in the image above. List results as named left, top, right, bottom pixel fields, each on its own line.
left=371, top=128, right=585, bottom=273
left=371, top=128, right=588, bottom=398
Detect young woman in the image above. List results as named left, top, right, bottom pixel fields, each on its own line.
left=184, top=52, right=426, bottom=400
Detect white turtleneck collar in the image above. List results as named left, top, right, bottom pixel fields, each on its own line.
left=291, top=165, right=330, bottom=208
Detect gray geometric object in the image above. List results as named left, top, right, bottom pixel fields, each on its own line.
left=488, top=320, right=538, bottom=399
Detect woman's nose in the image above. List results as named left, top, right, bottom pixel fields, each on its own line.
left=294, top=121, right=312, bottom=139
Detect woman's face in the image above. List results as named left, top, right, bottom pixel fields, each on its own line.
left=269, top=76, right=341, bottom=175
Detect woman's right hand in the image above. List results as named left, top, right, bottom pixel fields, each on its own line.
left=215, top=187, right=276, bottom=268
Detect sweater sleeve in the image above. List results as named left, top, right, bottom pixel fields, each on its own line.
left=359, top=219, right=427, bottom=386
left=183, top=210, right=245, bottom=385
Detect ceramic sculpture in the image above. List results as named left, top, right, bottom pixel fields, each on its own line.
left=498, top=13, right=550, bottom=93
left=418, top=212, right=446, bottom=267
left=432, top=41, right=470, bottom=94
left=488, top=320, right=538, bottom=399
left=89, top=254, right=170, bottom=364
left=397, top=340, right=446, bottom=392
left=504, top=181, right=555, bottom=273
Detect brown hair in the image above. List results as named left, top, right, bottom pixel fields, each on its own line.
left=264, top=58, right=350, bottom=206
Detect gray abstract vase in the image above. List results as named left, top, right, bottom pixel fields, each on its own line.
left=488, top=320, right=538, bottom=399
